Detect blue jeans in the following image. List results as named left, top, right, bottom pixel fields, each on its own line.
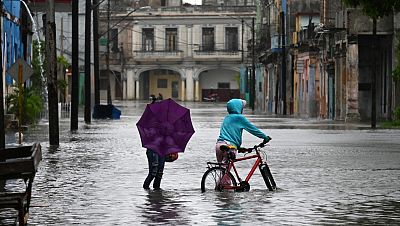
left=143, top=149, right=165, bottom=189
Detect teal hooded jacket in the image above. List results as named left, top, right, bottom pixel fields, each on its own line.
left=217, top=99, right=269, bottom=148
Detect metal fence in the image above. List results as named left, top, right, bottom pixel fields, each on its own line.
left=39, top=102, right=71, bottom=120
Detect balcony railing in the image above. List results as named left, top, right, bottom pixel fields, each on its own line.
left=194, top=49, right=240, bottom=56
left=133, top=50, right=184, bottom=59
left=100, top=5, right=256, bottom=14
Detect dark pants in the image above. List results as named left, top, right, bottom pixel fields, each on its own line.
left=143, top=149, right=165, bottom=189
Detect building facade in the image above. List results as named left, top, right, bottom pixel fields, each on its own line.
left=258, top=0, right=399, bottom=122
left=99, top=1, right=256, bottom=102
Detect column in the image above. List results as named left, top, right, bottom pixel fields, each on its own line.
left=185, top=68, right=194, bottom=101
left=123, top=72, right=127, bottom=100
left=181, top=80, right=185, bottom=101
left=195, top=80, right=200, bottom=101
left=135, top=80, right=140, bottom=100
left=126, top=69, right=135, bottom=99
left=345, top=44, right=360, bottom=122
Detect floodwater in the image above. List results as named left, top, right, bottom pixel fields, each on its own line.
left=2, top=101, right=400, bottom=225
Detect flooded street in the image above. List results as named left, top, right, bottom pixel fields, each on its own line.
left=5, top=101, right=400, bottom=225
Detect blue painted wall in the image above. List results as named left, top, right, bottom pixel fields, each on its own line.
left=2, top=0, right=24, bottom=85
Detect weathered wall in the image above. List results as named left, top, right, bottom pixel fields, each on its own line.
left=347, top=9, right=393, bottom=34
left=345, top=43, right=360, bottom=121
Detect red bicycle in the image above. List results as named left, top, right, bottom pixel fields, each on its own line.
left=201, top=140, right=276, bottom=192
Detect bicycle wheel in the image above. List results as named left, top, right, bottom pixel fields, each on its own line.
left=201, top=167, right=237, bottom=193
left=259, top=164, right=276, bottom=191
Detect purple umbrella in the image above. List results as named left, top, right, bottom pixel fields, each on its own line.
left=136, top=98, right=195, bottom=157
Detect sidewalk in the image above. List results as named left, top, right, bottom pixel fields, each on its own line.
left=259, top=117, right=374, bottom=130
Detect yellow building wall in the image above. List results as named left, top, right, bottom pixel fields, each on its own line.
left=149, top=72, right=181, bottom=100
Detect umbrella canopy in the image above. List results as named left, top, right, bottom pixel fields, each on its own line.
left=136, top=98, right=195, bottom=157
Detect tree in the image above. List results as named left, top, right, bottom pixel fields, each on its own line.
left=342, top=0, right=400, bottom=128
left=343, top=0, right=400, bottom=19
left=6, top=86, right=43, bottom=125
left=31, top=40, right=47, bottom=96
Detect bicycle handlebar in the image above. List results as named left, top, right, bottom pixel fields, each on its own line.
left=238, top=138, right=271, bottom=153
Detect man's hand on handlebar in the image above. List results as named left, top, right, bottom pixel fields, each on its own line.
left=263, top=136, right=272, bottom=144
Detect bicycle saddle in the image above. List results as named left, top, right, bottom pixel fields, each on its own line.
left=220, top=145, right=236, bottom=152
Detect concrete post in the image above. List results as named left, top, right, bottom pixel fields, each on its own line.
left=126, top=69, right=135, bottom=99
left=346, top=44, right=361, bottom=122
left=123, top=71, right=127, bottom=100
left=135, top=80, right=140, bottom=100
left=195, top=79, right=200, bottom=101
left=185, top=68, right=194, bottom=101
left=181, top=80, right=185, bottom=101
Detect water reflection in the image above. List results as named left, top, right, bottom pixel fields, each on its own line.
left=315, top=198, right=400, bottom=225
left=140, top=190, right=189, bottom=225
left=212, top=192, right=243, bottom=226
left=3, top=101, right=399, bottom=225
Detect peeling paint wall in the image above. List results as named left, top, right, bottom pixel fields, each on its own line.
left=345, top=43, right=360, bottom=121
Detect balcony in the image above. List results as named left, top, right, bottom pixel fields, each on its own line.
left=193, top=49, right=241, bottom=60
left=132, top=50, right=184, bottom=61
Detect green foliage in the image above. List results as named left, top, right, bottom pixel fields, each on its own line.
left=56, top=79, right=68, bottom=91
left=234, top=73, right=240, bottom=87
left=394, top=106, right=400, bottom=121
left=57, top=55, right=70, bottom=69
left=6, top=86, right=43, bottom=125
left=342, top=0, right=400, bottom=19
left=381, top=107, right=400, bottom=128
left=393, top=34, right=400, bottom=82
left=31, top=40, right=46, bottom=96
left=381, top=120, right=400, bottom=128
left=394, top=65, right=400, bottom=82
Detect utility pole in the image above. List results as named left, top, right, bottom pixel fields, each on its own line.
left=241, top=19, right=244, bottom=62
left=106, top=0, right=112, bottom=105
left=60, top=17, right=67, bottom=103
left=85, top=0, right=92, bottom=123
left=0, top=14, right=4, bottom=149
left=46, top=0, right=59, bottom=146
left=281, top=9, right=286, bottom=115
left=251, top=18, right=255, bottom=111
left=371, top=18, right=377, bottom=128
left=93, top=0, right=100, bottom=106
left=71, top=0, right=79, bottom=130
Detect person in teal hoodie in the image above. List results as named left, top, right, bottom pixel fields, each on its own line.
left=216, top=99, right=271, bottom=163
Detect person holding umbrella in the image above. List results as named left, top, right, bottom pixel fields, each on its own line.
left=142, top=99, right=165, bottom=190
left=143, top=147, right=165, bottom=190
left=137, top=98, right=195, bottom=190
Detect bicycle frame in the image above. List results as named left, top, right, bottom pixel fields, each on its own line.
left=230, top=153, right=261, bottom=183
left=202, top=140, right=276, bottom=192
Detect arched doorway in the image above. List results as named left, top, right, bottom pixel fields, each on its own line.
left=199, top=69, right=240, bottom=102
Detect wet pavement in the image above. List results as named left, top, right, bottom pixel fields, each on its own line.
left=2, top=101, right=400, bottom=225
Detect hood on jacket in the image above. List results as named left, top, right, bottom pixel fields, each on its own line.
left=227, top=99, right=246, bottom=114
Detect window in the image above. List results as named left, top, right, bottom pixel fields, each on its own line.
left=218, top=82, right=230, bottom=89
left=100, top=78, right=108, bottom=90
left=259, top=82, right=262, bottom=92
left=157, top=79, right=168, bottom=88
left=225, top=27, right=238, bottom=51
left=165, top=28, right=178, bottom=51
left=110, top=28, right=119, bottom=53
left=202, top=28, right=214, bottom=51
left=142, top=28, right=154, bottom=51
